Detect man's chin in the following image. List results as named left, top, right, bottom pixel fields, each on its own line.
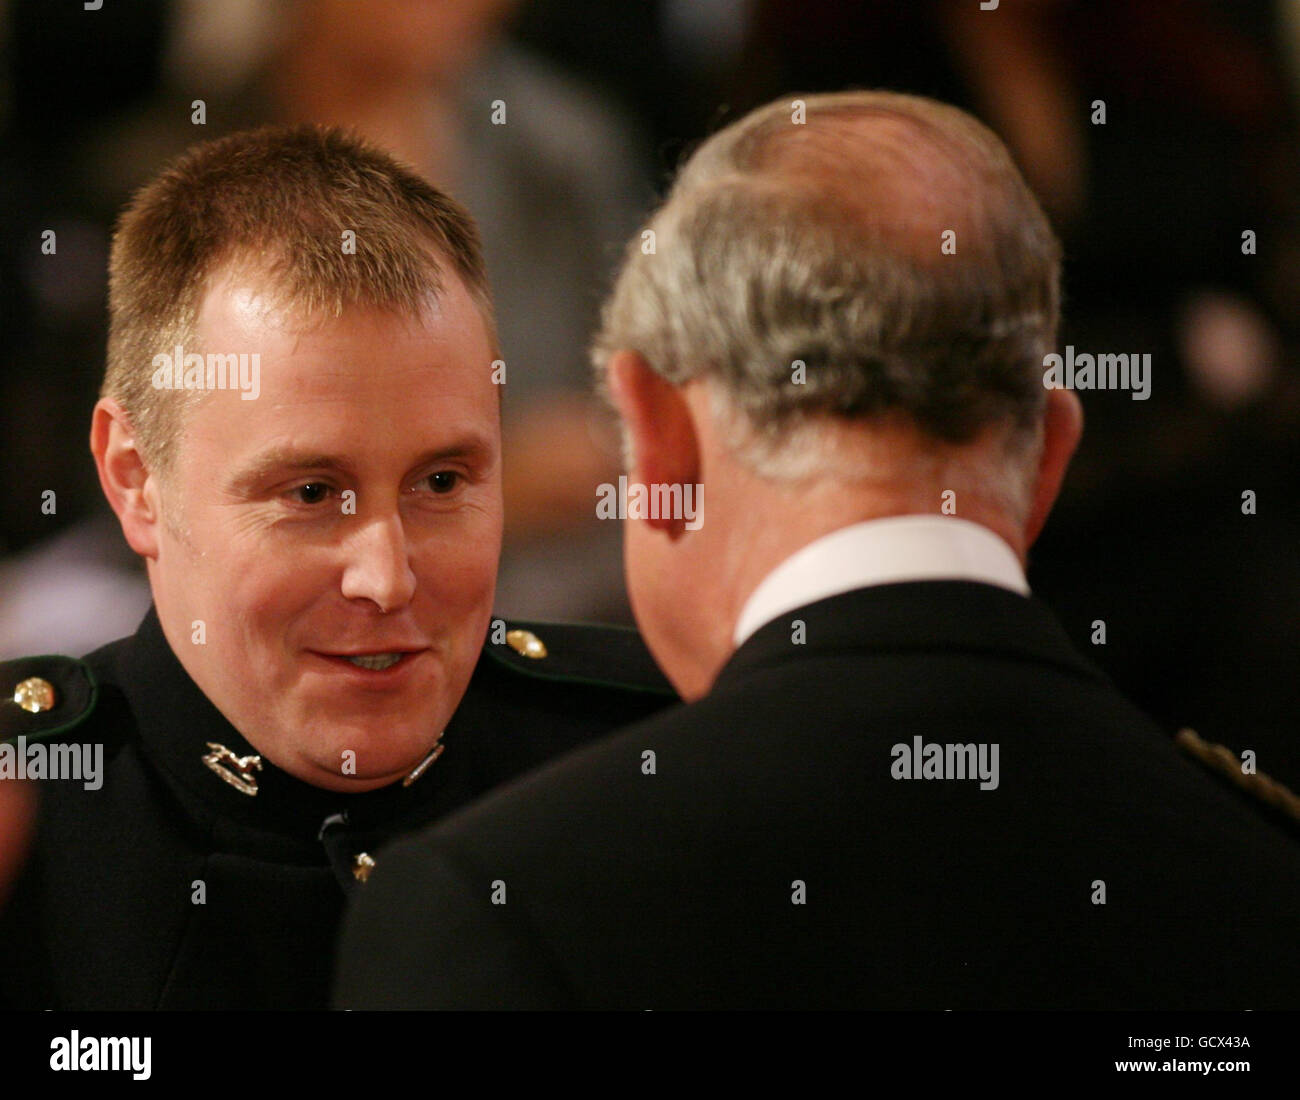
left=295, top=754, right=430, bottom=792
left=301, top=768, right=412, bottom=793
left=274, top=723, right=449, bottom=791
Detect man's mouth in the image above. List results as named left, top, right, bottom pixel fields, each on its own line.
left=308, top=648, right=428, bottom=674
left=343, top=653, right=405, bottom=670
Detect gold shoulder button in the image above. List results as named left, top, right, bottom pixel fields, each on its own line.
left=482, top=620, right=675, bottom=696
left=1, top=657, right=97, bottom=744
left=505, top=629, right=548, bottom=660
left=12, top=677, right=56, bottom=714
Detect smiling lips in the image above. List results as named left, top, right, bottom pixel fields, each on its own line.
left=341, top=653, right=405, bottom=670
left=310, top=647, right=428, bottom=671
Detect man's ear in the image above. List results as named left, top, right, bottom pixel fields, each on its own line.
left=90, top=397, right=163, bottom=560
left=606, top=350, right=700, bottom=533
left=1023, top=388, right=1083, bottom=549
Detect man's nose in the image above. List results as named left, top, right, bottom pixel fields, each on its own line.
left=339, top=509, right=418, bottom=613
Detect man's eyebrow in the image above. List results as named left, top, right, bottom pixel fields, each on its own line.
left=227, top=438, right=493, bottom=492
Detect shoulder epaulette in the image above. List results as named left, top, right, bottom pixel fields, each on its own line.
left=482, top=618, right=676, bottom=697
left=1175, top=727, right=1300, bottom=839
left=1, top=655, right=98, bottom=745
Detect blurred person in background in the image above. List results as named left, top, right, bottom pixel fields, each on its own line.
left=0, top=780, right=33, bottom=909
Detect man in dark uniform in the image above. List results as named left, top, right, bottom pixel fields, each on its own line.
left=0, top=125, right=674, bottom=1009
left=335, top=91, right=1300, bottom=1009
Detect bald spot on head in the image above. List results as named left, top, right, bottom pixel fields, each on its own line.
left=738, top=108, right=1003, bottom=272
left=594, top=88, right=1061, bottom=482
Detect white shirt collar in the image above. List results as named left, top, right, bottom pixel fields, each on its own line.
left=732, top=515, right=1029, bottom=647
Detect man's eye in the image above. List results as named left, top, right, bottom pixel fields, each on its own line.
left=425, top=471, right=460, bottom=494
left=291, top=482, right=333, bottom=504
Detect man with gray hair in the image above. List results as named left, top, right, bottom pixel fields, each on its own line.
left=336, top=92, right=1300, bottom=1009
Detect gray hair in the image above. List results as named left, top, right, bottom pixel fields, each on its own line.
left=592, top=91, right=1061, bottom=505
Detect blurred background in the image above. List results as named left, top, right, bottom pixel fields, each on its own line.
left=2, top=0, right=1299, bottom=788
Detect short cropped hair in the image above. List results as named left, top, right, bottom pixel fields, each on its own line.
left=593, top=91, right=1061, bottom=480
left=104, top=124, right=495, bottom=478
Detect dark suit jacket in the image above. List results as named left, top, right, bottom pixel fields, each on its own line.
left=0, top=606, right=674, bottom=1009
left=336, top=581, right=1300, bottom=1009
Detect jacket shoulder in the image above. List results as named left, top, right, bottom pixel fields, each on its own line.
left=1175, top=727, right=1300, bottom=842
left=481, top=618, right=675, bottom=697
left=0, top=654, right=98, bottom=745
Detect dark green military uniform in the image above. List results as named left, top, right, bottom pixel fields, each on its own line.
left=0, top=606, right=675, bottom=1009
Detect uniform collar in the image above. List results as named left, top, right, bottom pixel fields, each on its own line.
left=720, top=580, right=1101, bottom=692
left=108, top=605, right=470, bottom=844
left=733, top=516, right=1029, bottom=648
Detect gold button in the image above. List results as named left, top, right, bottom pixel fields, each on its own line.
left=13, top=677, right=56, bottom=714
left=352, top=853, right=376, bottom=883
left=505, top=629, right=547, bottom=659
